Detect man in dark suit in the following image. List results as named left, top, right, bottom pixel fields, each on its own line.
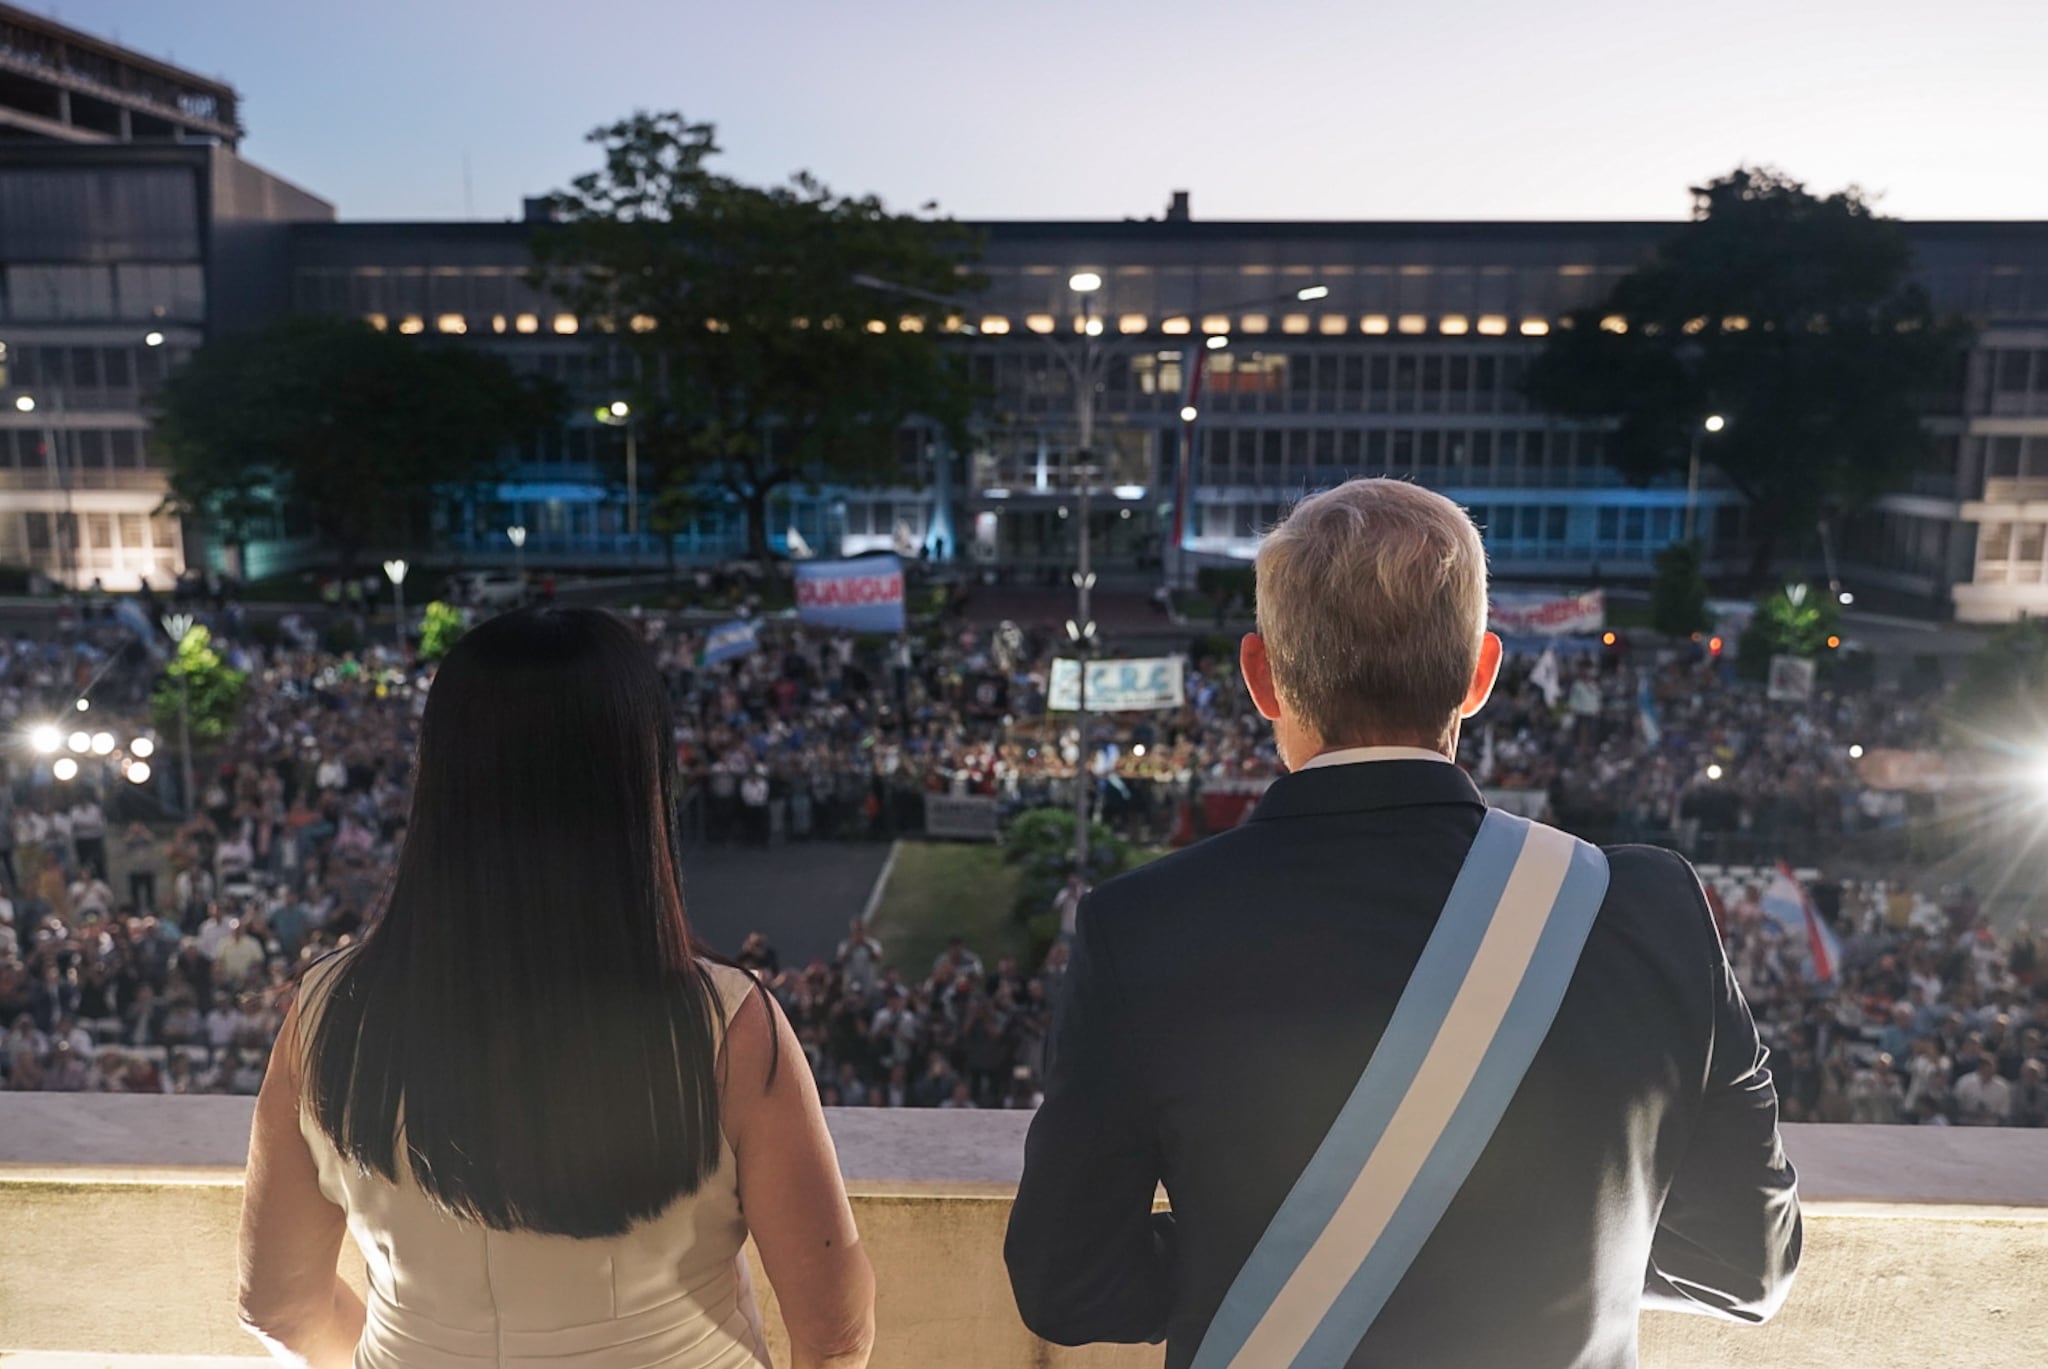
left=1006, top=478, right=1800, bottom=1367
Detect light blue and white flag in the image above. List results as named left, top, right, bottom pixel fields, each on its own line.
left=1636, top=672, right=1662, bottom=748
left=702, top=619, right=759, bottom=667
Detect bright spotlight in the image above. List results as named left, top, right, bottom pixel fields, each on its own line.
left=1704, top=414, right=1726, bottom=433
left=130, top=737, right=155, bottom=759
left=1848, top=744, right=1865, bottom=760
left=1133, top=744, right=1147, bottom=757
left=29, top=724, right=60, bottom=755
left=13, top=395, right=34, bottom=413
left=74, top=698, right=89, bottom=712
left=1068, top=272, right=1103, bottom=293
left=1205, top=334, right=1229, bottom=350
left=125, top=760, right=151, bottom=785
left=1705, top=764, right=1724, bottom=781
left=1295, top=284, right=1331, bottom=301
left=67, top=731, right=90, bottom=753
left=52, top=757, right=78, bottom=782
left=1179, top=405, right=1199, bottom=422
left=90, top=731, right=115, bottom=755
left=144, top=330, right=166, bottom=348
left=1838, top=591, right=1855, bottom=606
left=608, top=400, right=630, bottom=418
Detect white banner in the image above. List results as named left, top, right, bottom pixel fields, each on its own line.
left=1767, top=655, right=1817, bottom=703
left=1049, top=657, right=1187, bottom=712
left=925, top=794, right=1001, bottom=840
left=1488, top=589, right=1605, bottom=637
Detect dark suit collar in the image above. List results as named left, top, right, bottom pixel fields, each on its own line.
left=1247, top=758, right=1487, bottom=824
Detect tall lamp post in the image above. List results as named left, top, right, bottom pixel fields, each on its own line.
left=161, top=613, right=197, bottom=817
left=1062, top=272, right=1106, bottom=881
left=506, top=524, right=527, bottom=600
left=382, top=559, right=408, bottom=648
left=596, top=400, right=638, bottom=555
left=1684, top=413, right=1726, bottom=544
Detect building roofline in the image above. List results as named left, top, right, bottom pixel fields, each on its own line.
left=0, top=1, right=236, bottom=102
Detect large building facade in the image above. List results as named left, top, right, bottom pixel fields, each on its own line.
left=0, top=6, right=328, bottom=590
left=275, top=205, right=2048, bottom=619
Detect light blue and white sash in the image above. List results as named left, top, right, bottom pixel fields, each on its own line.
left=1190, top=810, right=1610, bottom=1369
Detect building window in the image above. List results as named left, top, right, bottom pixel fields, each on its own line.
left=552, top=314, right=580, bottom=335
left=398, top=316, right=425, bottom=335
left=436, top=313, right=467, bottom=334
left=1025, top=314, right=1056, bottom=334
left=1397, top=314, right=1428, bottom=335
left=1361, top=315, right=1390, bottom=335
left=514, top=313, right=540, bottom=334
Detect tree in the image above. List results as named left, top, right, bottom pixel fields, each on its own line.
left=1736, top=581, right=1843, bottom=678
left=1650, top=540, right=1710, bottom=637
left=418, top=601, right=467, bottom=662
left=154, top=316, right=561, bottom=575
left=531, top=111, right=981, bottom=560
left=1524, top=167, right=1971, bottom=587
left=151, top=624, right=247, bottom=745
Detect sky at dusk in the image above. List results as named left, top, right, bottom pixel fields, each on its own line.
left=44, top=0, right=2048, bottom=225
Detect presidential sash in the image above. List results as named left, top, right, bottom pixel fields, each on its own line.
left=1190, top=810, right=1610, bottom=1369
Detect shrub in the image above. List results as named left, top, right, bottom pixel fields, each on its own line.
left=1002, top=805, right=1133, bottom=928
left=1736, top=582, right=1842, bottom=679
left=150, top=625, right=248, bottom=745
left=418, top=601, right=467, bottom=662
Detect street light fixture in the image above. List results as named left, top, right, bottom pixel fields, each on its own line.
left=144, top=331, right=165, bottom=348
left=1205, top=334, right=1229, bottom=351
left=507, top=524, right=528, bottom=595
left=73, top=698, right=89, bottom=712
left=1295, top=285, right=1331, bottom=301
left=52, top=757, right=78, bottom=782
left=383, top=559, right=409, bottom=648
left=161, top=614, right=198, bottom=817
left=1684, top=413, right=1726, bottom=544
left=596, top=401, right=640, bottom=543
left=1179, top=405, right=1200, bottom=422
left=13, top=395, right=32, bottom=413
left=1068, top=272, right=1103, bottom=293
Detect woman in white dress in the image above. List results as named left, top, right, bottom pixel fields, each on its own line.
left=238, top=607, right=874, bottom=1368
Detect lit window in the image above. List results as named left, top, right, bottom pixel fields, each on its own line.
left=630, top=314, right=657, bottom=333
left=1281, top=314, right=1311, bottom=335
left=1239, top=313, right=1270, bottom=334
left=398, top=316, right=425, bottom=335
left=1477, top=315, right=1509, bottom=335
left=1440, top=315, right=1470, bottom=335
left=1201, top=314, right=1231, bottom=334
left=1361, top=315, right=1390, bottom=335
left=1520, top=319, right=1550, bottom=336
left=1599, top=315, right=1628, bottom=334
left=1073, top=315, right=1102, bottom=335
left=1723, top=316, right=1750, bottom=332
left=1397, top=314, right=1428, bottom=335
left=552, top=313, right=579, bottom=334
left=899, top=314, right=925, bottom=333
left=1559, top=265, right=1596, bottom=277
left=492, top=314, right=509, bottom=334
left=1683, top=317, right=1708, bottom=334
left=1318, top=315, right=1348, bottom=335
left=708, top=318, right=731, bottom=334
left=363, top=313, right=388, bottom=332
left=1026, top=314, right=1056, bottom=334
left=515, top=314, right=540, bottom=334
left=944, top=316, right=968, bottom=333
left=1118, top=313, right=1149, bottom=334
left=1161, top=317, right=1192, bottom=335
left=865, top=319, right=888, bottom=334
left=435, top=313, right=467, bottom=334
left=980, top=316, right=1011, bottom=335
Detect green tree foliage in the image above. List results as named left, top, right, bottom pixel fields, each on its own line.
left=153, top=316, right=561, bottom=573
left=1650, top=540, right=1710, bottom=637
left=1736, top=581, right=1842, bottom=677
left=531, top=111, right=981, bottom=560
left=151, top=625, right=248, bottom=745
left=1002, top=806, right=1133, bottom=930
left=1524, top=167, right=1971, bottom=586
left=418, top=601, right=467, bottom=662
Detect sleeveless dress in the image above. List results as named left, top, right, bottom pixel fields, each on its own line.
left=296, top=958, right=773, bottom=1369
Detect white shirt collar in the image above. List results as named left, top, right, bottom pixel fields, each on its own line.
left=1295, top=745, right=1454, bottom=771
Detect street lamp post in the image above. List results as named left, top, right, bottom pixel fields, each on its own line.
left=597, top=400, right=638, bottom=551
left=506, top=524, right=527, bottom=599
left=1684, top=413, right=1726, bottom=544
left=161, top=613, right=196, bottom=817
left=1064, top=272, right=1104, bottom=881
left=383, top=559, right=409, bottom=648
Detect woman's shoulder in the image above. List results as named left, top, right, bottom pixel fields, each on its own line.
left=695, top=958, right=765, bottom=1030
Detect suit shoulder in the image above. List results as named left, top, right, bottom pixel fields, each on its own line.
left=1592, top=842, right=1719, bottom=944
left=1081, top=825, right=1268, bottom=922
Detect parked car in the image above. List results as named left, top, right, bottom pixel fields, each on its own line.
left=449, top=570, right=527, bottom=608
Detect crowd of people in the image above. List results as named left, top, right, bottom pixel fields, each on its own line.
left=1, top=601, right=2041, bottom=1128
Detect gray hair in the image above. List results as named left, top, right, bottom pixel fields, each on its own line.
left=1254, top=478, right=1489, bottom=747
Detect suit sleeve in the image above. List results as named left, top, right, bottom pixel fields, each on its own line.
left=1644, top=859, right=1803, bottom=1323
left=1005, top=895, right=1174, bottom=1345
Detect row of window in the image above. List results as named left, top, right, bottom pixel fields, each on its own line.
left=0, top=263, right=204, bottom=324
left=0, top=426, right=151, bottom=468
left=1195, top=426, right=1625, bottom=490
left=1189, top=499, right=1707, bottom=559
left=0, top=343, right=184, bottom=395
left=1976, top=521, right=2048, bottom=584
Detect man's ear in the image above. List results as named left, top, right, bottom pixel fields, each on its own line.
left=1459, top=631, right=1504, bottom=719
left=1240, top=633, right=1284, bottom=723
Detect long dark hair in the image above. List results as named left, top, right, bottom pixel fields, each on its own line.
left=304, top=607, right=723, bottom=1238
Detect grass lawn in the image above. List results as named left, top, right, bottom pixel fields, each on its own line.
left=867, top=838, right=1174, bottom=976
left=867, top=841, right=1027, bottom=978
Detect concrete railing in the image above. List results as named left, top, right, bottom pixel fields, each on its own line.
left=2, top=1100, right=2045, bottom=1368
